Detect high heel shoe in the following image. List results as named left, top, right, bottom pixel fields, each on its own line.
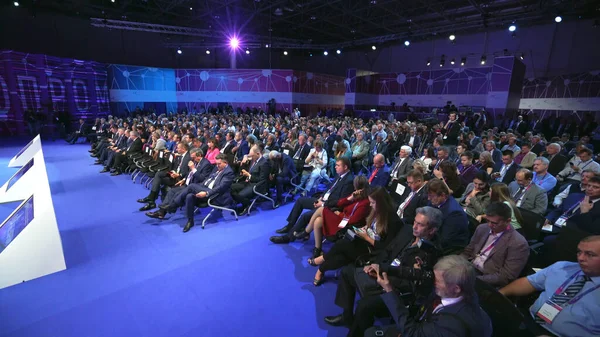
left=307, top=257, right=318, bottom=267
left=294, top=231, right=310, bottom=241
left=311, top=247, right=323, bottom=259
left=313, top=275, right=325, bottom=287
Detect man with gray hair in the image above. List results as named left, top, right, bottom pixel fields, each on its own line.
left=532, top=156, right=557, bottom=192
left=324, top=206, right=443, bottom=336
left=388, top=145, right=413, bottom=191
left=370, top=255, right=492, bottom=337
left=543, top=142, right=568, bottom=176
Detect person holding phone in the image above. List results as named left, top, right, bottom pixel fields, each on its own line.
left=308, top=187, right=402, bottom=286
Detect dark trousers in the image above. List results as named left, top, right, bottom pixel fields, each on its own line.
left=275, top=176, right=291, bottom=201
left=231, top=182, right=255, bottom=207
left=161, top=186, right=186, bottom=207
left=319, top=238, right=370, bottom=273
left=150, top=171, right=176, bottom=199
left=285, top=196, right=317, bottom=230
left=287, top=210, right=315, bottom=238
left=335, top=265, right=390, bottom=337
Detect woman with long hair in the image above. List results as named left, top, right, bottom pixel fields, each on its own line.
left=434, top=161, right=464, bottom=198
left=420, top=147, right=435, bottom=170
left=299, top=176, right=371, bottom=259
left=477, top=151, right=495, bottom=175
left=308, top=187, right=402, bottom=286
left=477, top=183, right=524, bottom=230
left=205, top=138, right=221, bottom=164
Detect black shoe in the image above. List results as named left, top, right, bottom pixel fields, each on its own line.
left=238, top=207, right=249, bottom=216
left=294, top=231, right=310, bottom=241
left=324, top=315, right=347, bottom=327
left=139, top=203, right=156, bottom=211
left=183, top=221, right=194, bottom=233
left=100, top=167, right=110, bottom=173
left=145, top=210, right=165, bottom=220
left=110, top=171, right=121, bottom=176
left=137, top=197, right=151, bottom=203
left=269, top=235, right=291, bottom=244
left=275, top=224, right=291, bottom=234
left=94, top=160, right=103, bottom=165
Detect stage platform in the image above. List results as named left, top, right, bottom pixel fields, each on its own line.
left=0, top=140, right=347, bottom=337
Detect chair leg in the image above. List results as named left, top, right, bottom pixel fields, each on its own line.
left=202, top=209, right=215, bottom=229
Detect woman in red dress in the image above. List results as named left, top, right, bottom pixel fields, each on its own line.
left=296, top=176, right=371, bottom=258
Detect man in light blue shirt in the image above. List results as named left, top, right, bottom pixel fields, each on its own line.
left=532, top=157, right=558, bottom=193
left=500, top=236, right=600, bottom=337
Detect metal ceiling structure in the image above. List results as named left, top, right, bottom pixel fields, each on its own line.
left=26, top=0, right=600, bottom=49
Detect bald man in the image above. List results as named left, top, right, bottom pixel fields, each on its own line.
left=367, top=154, right=390, bottom=187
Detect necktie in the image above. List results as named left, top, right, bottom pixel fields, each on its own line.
left=294, top=145, right=303, bottom=159
left=535, top=275, right=590, bottom=324
left=369, top=168, right=379, bottom=183
left=513, top=187, right=525, bottom=202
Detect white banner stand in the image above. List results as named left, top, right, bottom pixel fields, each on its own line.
left=0, top=146, right=66, bottom=289
left=8, top=135, right=42, bottom=168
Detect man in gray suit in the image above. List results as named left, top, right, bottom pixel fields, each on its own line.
left=508, top=168, right=548, bottom=215
left=388, top=146, right=414, bottom=196
left=461, top=202, right=529, bottom=287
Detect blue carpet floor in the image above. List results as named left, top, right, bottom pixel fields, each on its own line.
left=0, top=141, right=348, bottom=337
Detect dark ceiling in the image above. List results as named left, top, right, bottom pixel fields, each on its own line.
left=16, top=0, right=600, bottom=48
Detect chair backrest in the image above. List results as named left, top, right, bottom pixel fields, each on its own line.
left=517, top=207, right=544, bottom=241
left=475, top=279, right=525, bottom=337
left=466, top=214, right=480, bottom=236
left=550, top=224, right=591, bottom=263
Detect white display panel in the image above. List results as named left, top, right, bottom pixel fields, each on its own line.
left=8, top=135, right=42, bottom=168
left=0, top=145, right=66, bottom=289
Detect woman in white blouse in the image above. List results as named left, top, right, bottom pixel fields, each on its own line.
left=299, top=139, right=328, bottom=195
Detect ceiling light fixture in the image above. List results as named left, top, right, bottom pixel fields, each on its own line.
left=336, top=49, right=341, bottom=54
left=404, top=40, right=410, bottom=47
left=461, top=57, right=466, bottom=66
left=449, top=34, right=456, bottom=41
left=283, top=50, right=288, bottom=56
left=206, top=49, right=211, bottom=55
left=371, top=45, right=377, bottom=50
left=555, top=16, right=563, bottom=23
left=323, top=51, right=328, bottom=56
left=508, top=24, right=516, bottom=32
left=480, top=55, right=487, bottom=65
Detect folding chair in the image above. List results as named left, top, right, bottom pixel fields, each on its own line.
left=247, top=183, right=277, bottom=214
left=198, top=195, right=239, bottom=229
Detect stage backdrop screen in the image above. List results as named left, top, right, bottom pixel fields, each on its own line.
left=0, top=196, right=34, bottom=254
left=7, top=158, right=34, bottom=191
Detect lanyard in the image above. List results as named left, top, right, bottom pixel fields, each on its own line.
left=554, top=271, right=599, bottom=305
left=460, top=165, right=474, bottom=175
left=436, top=198, right=448, bottom=209
left=344, top=202, right=360, bottom=219
left=478, top=230, right=507, bottom=256
left=535, top=173, right=548, bottom=185
left=578, top=160, right=593, bottom=172
left=513, top=184, right=533, bottom=201
left=562, top=197, right=586, bottom=217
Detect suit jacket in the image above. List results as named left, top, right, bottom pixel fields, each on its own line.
left=370, top=141, right=388, bottom=157
left=508, top=181, right=548, bottom=215
left=404, top=134, right=421, bottom=151
left=323, top=171, right=355, bottom=209
left=276, top=153, right=297, bottom=179
left=566, top=198, right=600, bottom=235
left=389, top=157, right=413, bottom=182
left=531, top=143, right=544, bottom=156
left=369, top=166, right=391, bottom=187
left=248, top=157, right=271, bottom=193
left=399, top=185, right=429, bottom=226
left=544, top=153, right=568, bottom=177
left=235, top=140, right=249, bottom=161
left=494, top=162, right=519, bottom=185
left=204, top=166, right=235, bottom=206
left=291, top=143, right=312, bottom=164
left=444, top=122, right=461, bottom=145
left=191, top=157, right=214, bottom=184
left=435, top=196, right=470, bottom=249
left=174, top=151, right=192, bottom=179
left=461, top=224, right=529, bottom=287
left=381, top=292, right=492, bottom=337
left=126, top=137, right=143, bottom=156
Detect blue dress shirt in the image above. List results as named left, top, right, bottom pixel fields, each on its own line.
left=532, top=172, right=558, bottom=193
left=527, top=261, right=600, bottom=337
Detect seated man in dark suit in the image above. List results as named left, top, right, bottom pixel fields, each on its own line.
left=110, top=130, right=143, bottom=176
left=289, top=134, right=312, bottom=175
left=146, top=154, right=235, bottom=233
left=491, top=150, right=519, bottom=185
left=396, top=170, right=429, bottom=226
left=97, top=128, right=127, bottom=169
left=324, top=206, right=443, bottom=337
left=143, top=147, right=212, bottom=211
left=269, top=150, right=296, bottom=206
left=543, top=142, right=568, bottom=177
left=367, top=154, right=390, bottom=187
left=67, top=118, right=86, bottom=144
left=499, top=236, right=600, bottom=337
left=461, top=202, right=529, bottom=288
left=230, top=145, right=271, bottom=215
left=270, top=157, right=354, bottom=244
left=388, top=146, right=414, bottom=203
left=369, top=255, right=492, bottom=337
left=546, top=175, right=600, bottom=235
left=427, top=179, right=470, bottom=249
left=508, top=169, right=548, bottom=215
left=138, top=142, right=191, bottom=209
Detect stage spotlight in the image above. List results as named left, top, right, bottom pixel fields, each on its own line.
left=324, top=51, right=328, bottom=56
left=336, top=49, right=341, bottom=54
left=461, top=57, right=466, bottom=66
left=480, top=55, right=487, bottom=65
left=13, top=1, right=19, bottom=6
left=450, top=58, right=455, bottom=65
left=404, top=40, right=410, bottom=47
left=283, top=50, right=288, bottom=56
left=245, top=49, right=250, bottom=54
left=555, top=16, right=562, bottom=23
left=309, top=52, right=313, bottom=57
left=519, top=53, right=524, bottom=60
left=509, top=24, right=516, bottom=32
left=265, top=44, right=270, bottom=48
left=206, top=49, right=211, bottom=55
left=190, top=7, right=193, bottom=11
left=426, top=59, right=431, bottom=66
left=229, top=37, right=240, bottom=49
left=371, top=45, right=377, bottom=50
left=110, top=0, right=115, bottom=2
left=449, top=34, right=456, bottom=41
left=440, top=55, right=445, bottom=67
left=177, top=48, right=182, bottom=55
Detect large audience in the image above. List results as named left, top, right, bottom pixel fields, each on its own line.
left=80, top=107, right=600, bottom=337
